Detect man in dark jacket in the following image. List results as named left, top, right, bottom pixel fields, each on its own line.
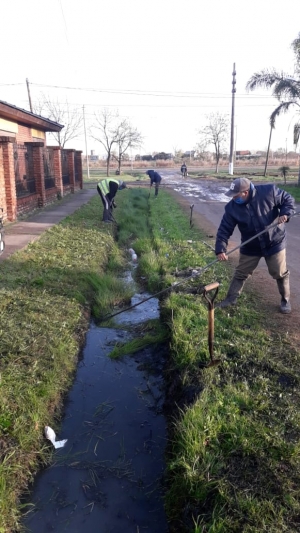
left=146, top=169, right=162, bottom=196
left=215, top=177, right=295, bottom=313
left=181, top=162, right=187, bottom=178
left=97, top=178, right=127, bottom=222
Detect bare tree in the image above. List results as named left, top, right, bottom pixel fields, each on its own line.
left=90, top=109, right=142, bottom=176
left=112, top=119, right=143, bottom=173
left=33, top=94, right=82, bottom=148
left=172, top=146, right=183, bottom=160
left=90, top=109, right=120, bottom=176
left=198, top=113, right=229, bottom=173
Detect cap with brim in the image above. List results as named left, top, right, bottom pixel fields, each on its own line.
left=226, top=177, right=251, bottom=197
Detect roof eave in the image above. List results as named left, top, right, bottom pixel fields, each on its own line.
left=0, top=101, right=64, bottom=132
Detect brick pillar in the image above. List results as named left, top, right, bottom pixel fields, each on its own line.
left=48, top=146, right=63, bottom=197
left=66, top=149, right=76, bottom=193
left=75, top=151, right=83, bottom=189
left=26, top=142, right=45, bottom=207
left=0, top=145, right=6, bottom=221
left=0, top=137, right=17, bottom=221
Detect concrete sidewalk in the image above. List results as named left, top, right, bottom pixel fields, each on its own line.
left=0, top=187, right=98, bottom=261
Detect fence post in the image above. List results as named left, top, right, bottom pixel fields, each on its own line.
left=66, top=149, right=76, bottom=193
left=75, top=151, right=83, bottom=189
left=48, top=146, right=63, bottom=198
left=26, top=142, right=45, bottom=207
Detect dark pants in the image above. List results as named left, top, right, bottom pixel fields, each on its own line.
left=97, top=185, right=114, bottom=221
left=153, top=180, right=161, bottom=196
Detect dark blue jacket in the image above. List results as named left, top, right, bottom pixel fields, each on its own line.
left=146, top=170, right=162, bottom=184
left=215, top=184, right=295, bottom=257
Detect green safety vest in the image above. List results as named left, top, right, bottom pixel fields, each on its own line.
left=98, top=179, right=120, bottom=195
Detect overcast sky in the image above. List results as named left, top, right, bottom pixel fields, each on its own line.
left=1, top=0, right=300, bottom=157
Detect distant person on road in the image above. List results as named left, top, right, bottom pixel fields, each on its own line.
left=146, top=170, right=162, bottom=197
left=181, top=162, right=187, bottom=178
left=97, top=178, right=127, bottom=222
left=215, top=177, right=295, bottom=314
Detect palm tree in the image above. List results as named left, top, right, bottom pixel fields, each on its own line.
left=246, top=33, right=300, bottom=182
left=246, top=70, right=300, bottom=127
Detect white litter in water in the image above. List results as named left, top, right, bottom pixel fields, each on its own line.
left=44, top=426, right=68, bottom=449
left=128, top=248, right=137, bottom=262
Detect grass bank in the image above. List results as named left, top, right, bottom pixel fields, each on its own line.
left=0, top=195, right=137, bottom=532
left=123, top=189, right=300, bottom=532
left=1, top=184, right=300, bottom=532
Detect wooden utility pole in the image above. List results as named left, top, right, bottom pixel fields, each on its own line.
left=228, top=63, right=236, bottom=176
left=83, top=105, right=90, bottom=179
left=264, top=125, right=273, bottom=177
left=26, top=78, right=33, bottom=112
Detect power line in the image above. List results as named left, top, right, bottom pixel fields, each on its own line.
left=29, top=82, right=276, bottom=99
left=17, top=98, right=279, bottom=111
left=2, top=81, right=278, bottom=100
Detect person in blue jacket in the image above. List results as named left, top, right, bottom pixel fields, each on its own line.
left=146, top=169, right=162, bottom=196
left=97, top=178, right=127, bottom=222
left=215, top=177, right=295, bottom=314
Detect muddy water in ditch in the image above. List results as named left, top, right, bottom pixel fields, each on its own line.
left=23, top=287, right=169, bottom=533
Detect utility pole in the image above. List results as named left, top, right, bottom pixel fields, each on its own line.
left=83, top=105, right=90, bottom=179
left=228, top=63, right=236, bottom=176
left=26, top=78, right=33, bottom=112
left=264, top=124, right=273, bottom=177
left=294, top=123, right=300, bottom=185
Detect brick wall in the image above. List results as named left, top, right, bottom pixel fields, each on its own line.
left=0, top=145, right=7, bottom=219
left=1, top=139, right=17, bottom=220
left=15, top=124, right=46, bottom=144
left=16, top=124, right=33, bottom=143
left=0, top=138, right=83, bottom=222
left=17, top=194, right=40, bottom=216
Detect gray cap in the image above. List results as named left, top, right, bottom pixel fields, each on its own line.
left=226, top=177, right=251, bottom=197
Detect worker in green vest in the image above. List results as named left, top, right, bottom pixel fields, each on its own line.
left=97, top=178, right=127, bottom=222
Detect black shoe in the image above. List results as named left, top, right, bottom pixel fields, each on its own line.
left=215, top=298, right=237, bottom=309
left=280, top=300, right=291, bottom=314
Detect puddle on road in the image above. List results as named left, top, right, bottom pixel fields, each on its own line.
left=165, top=175, right=229, bottom=202
left=22, top=287, right=168, bottom=533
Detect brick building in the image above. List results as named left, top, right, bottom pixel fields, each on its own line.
left=0, top=100, right=83, bottom=222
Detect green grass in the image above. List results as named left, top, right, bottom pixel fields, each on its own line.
left=0, top=196, right=135, bottom=532
left=1, top=183, right=300, bottom=532
left=282, top=183, right=300, bottom=202
left=83, top=170, right=148, bottom=183
left=117, top=189, right=300, bottom=532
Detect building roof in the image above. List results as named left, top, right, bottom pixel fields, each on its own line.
left=0, top=100, right=64, bottom=132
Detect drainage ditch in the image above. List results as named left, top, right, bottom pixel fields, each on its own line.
left=22, top=274, right=169, bottom=533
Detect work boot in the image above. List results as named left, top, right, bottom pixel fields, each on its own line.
left=216, top=277, right=246, bottom=308
left=277, top=274, right=291, bottom=314
left=102, top=209, right=112, bottom=223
